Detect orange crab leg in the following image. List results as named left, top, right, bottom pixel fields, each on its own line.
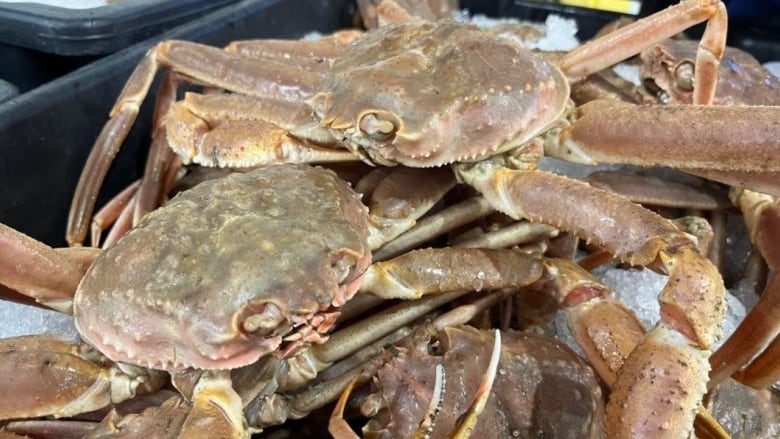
left=0, top=336, right=161, bottom=421
left=551, top=99, right=780, bottom=177
left=540, top=259, right=728, bottom=438
left=708, top=189, right=780, bottom=389
left=585, top=170, right=732, bottom=211
left=456, top=164, right=725, bottom=438
left=68, top=38, right=336, bottom=245
left=559, top=0, right=727, bottom=106
left=0, top=223, right=92, bottom=311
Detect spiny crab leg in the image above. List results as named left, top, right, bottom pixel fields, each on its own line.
left=559, top=0, right=727, bottom=106
left=67, top=37, right=343, bottom=245
left=165, top=92, right=358, bottom=169
left=456, top=163, right=726, bottom=438
left=0, top=336, right=163, bottom=421
left=540, top=259, right=729, bottom=439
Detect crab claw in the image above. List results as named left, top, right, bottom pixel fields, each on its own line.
left=0, top=336, right=162, bottom=421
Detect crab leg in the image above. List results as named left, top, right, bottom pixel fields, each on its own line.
left=90, top=179, right=140, bottom=248
left=0, top=223, right=95, bottom=311
left=364, top=167, right=456, bottom=249
left=549, top=100, right=780, bottom=193
left=683, top=168, right=780, bottom=197
left=0, top=336, right=161, bottom=421
left=450, top=221, right=558, bottom=249
left=68, top=37, right=337, bottom=245
left=708, top=189, right=780, bottom=389
left=178, top=371, right=248, bottom=439
left=539, top=259, right=729, bottom=438
left=226, top=31, right=359, bottom=70
left=372, top=196, right=494, bottom=261
left=559, top=0, right=727, bottom=105
left=130, top=72, right=180, bottom=230
left=360, top=248, right=545, bottom=300
left=585, top=170, right=732, bottom=211
left=457, top=164, right=726, bottom=438
left=731, top=189, right=780, bottom=270
left=80, top=396, right=191, bottom=439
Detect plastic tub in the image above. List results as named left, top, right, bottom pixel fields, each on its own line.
left=0, top=0, right=239, bottom=91
left=0, top=78, right=18, bottom=104
left=0, top=0, right=240, bottom=55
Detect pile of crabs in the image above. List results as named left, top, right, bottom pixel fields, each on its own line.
left=2, top=0, right=780, bottom=437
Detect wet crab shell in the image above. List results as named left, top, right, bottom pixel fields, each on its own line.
left=74, top=165, right=371, bottom=371
left=309, top=21, right=570, bottom=167
left=361, top=325, right=604, bottom=439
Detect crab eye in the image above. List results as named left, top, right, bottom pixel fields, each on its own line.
left=241, top=302, right=287, bottom=336
left=358, top=111, right=399, bottom=142
left=332, top=252, right=358, bottom=284
left=675, top=61, right=695, bottom=92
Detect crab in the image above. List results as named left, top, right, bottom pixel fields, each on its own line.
left=0, top=161, right=731, bottom=437
left=0, top=164, right=612, bottom=436
left=329, top=325, right=605, bottom=439
left=39, top=0, right=780, bottom=436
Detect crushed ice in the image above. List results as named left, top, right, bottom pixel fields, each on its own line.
left=557, top=264, right=748, bottom=355
left=0, top=300, right=79, bottom=341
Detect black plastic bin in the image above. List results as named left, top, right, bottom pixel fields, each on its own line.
left=0, top=0, right=240, bottom=92
left=0, top=78, right=18, bottom=105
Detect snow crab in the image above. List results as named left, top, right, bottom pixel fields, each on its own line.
left=52, top=0, right=780, bottom=437
left=0, top=164, right=606, bottom=437
left=329, top=326, right=605, bottom=439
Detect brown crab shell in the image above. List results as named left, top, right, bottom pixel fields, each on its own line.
left=310, top=21, right=570, bottom=167
left=362, top=325, right=604, bottom=438
left=74, top=165, right=370, bottom=371
left=640, top=39, right=780, bottom=106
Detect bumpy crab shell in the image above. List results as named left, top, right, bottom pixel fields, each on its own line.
left=308, top=21, right=570, bottom=167
left=361, top=326, right=604, bottom=439
left=74, top=165, right=371, bottom=370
